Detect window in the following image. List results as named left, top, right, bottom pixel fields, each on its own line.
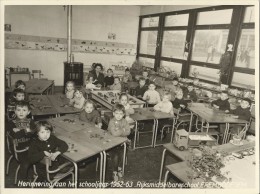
left=142, top=17, right=159, bottom=27
left=235, top=29, right=255, bottom=69
left=139, top=57, right=155, bottom=69
left=196, top=9, right=233, bottom=25
left=165, top=14, right=189, bottom=26
left=189, top=65, right=219, bottom=82
left=191, top=29, right=229, bottom=64
left=161, top=30, right=187, bottom=59
left=243, top=6, right=255, bottom=23
left=232, top=72, right=255, bottom=89
left=139, top=31, right=158, bottom=55
left=160, top=61, right=182, bottom=76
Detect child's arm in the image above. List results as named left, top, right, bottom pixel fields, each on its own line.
left=211, top=99, right=220, bottom=108
left=142, top=91, right=148, bottom=101
left=153, top=102, right=162, bottom=111
left=50, top=136, right=69, bottom=161
left=79, top=110, right=86, bottom=121
left=107, top=120, right=123, bottom=137
left=126, top=104, right=135, bottom=115
left=156, top=92, right=161, bottom=103
left=28, top=141, right=46, bottom=164
left=121, top=119, right=131, bottom=137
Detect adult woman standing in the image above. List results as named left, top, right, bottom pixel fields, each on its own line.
left=89, top=63, right=105, bottom=87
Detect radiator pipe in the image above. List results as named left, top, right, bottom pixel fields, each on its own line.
left=67, top=5, right=72, bottom=63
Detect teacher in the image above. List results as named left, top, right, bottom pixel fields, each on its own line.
left=89, top=63, right=105, bottom=87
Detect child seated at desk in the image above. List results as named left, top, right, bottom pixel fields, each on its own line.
left=79, top=100, right=102, bottom=128
left=6, top=100, right=36, bottom=181
left=211, top=91, right=230, bottom=111
left=142, top=70, right=150, bottom=86
left=143, top=82, right=161, bottom=107
left=104, top=68, right=114, bottom=88
left=154, top=92, right=174, bottom=139
left=109, top=76, right=122, bottom=91
left=165, top=77, right=182, bottom=95
left=172, top=90, right=188, bottom=111
left=7, top=88, right=26, bottom=120
left=186, top=83, right=198, bottom=102
left=220, top=98, right=252, bottom=137
left=107, top=104, right=130, bottom=181
left=85, top=75, right=101, bottom=90
left=69, top=89, right=86, bottom=110
left=65, top=81, right=75, bottom=99
left=121, top=68, right=132, bottom=92
left=28, top=121, right=69, bottom=180
left=134, top=77, right=147, bottom=99
left=15, top=80, right=29, bottom=101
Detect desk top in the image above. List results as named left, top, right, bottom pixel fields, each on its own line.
left=188, top=103, right=248, bottom=124
left=29, top=95, right=58, bottom=116
left=7, top=79, right=54, bottom=94
left=48, top=114, right=127, bottom=162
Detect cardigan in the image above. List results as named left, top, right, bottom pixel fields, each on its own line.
left=107, top=117, right=130, bottom=137
left=79, top=109, right=102, bottom=125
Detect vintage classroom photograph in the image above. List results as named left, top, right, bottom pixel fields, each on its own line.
left=0, top=0, right=259, bottom=193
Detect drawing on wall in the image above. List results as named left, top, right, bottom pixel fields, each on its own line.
left=5, top=33, right=136, bottom=56
left=108, top=32, right=116, bottom=40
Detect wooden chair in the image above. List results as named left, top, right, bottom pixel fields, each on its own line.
left=6, top=132, right=14, bottom=175
left=31, top=70, right=44, bottom=79
left=32, top=156, right=74, bottom=188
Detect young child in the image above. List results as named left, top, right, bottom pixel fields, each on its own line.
left=134, top=77, right=147, bottom=99
left=85, top=75, right=100, bottom=90
left=104, top=68, right=114, bottom=88
left=69, top=89, right=86, bottom=109
left=107, top=104, right=130, bottom=181
left=211, top=91, right=230, bottom=111
left=172, top=89, right=188, bottom=111
left=143, top=82, right=161, bottom=107
left=7, top=88, right=25, bottom=120
left=14, top=80, right=29, bottom=101
left=65, top=81, right=75, bottom=99
left=28, top=121, right=69, bottom=177
left=220, top=98, right=252, bottom=137
left=119, top=93, right=135, bottom=123
left=110, top=76, right=122, bottom=91
left=154, top=92, right=174, bottom=139
left=165, top=78, right=182, bottom=95
left=121, top=68, right=132, bottom=92
left=186, top=83, right=198, bottom=102
left=142, top=70, right=150, bottom=86
left=79, top=100, right=102, bottom=128
left=6, top=100, right=36, bottom=181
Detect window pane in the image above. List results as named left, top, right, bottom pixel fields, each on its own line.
left=161, top=30, right=187, bottom=59
left=142, top=17, right=159, bottom=27
left=165, top=14, right=189, bottom=26
left=139, top=57, right=155, bottom=69
left=232, top=72, right=255, bottom=89
left=197, top=9, right=233, bottom=25
left=160, top=61, right=182, bottom=76
left=191, top=30, right=229, bottom=64
left=235, top=29, right=255, bottom=69
left=189, top=65, right=219, bottom=82
left=243, top=6, right=255, bottom=23
left=139, top=31, right=158, bottom=55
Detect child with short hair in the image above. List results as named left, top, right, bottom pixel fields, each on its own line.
left=211, top=91, right=230, bottom=111
left=134, top=77, right=147, bottom=99
left=6, top=100, right=36, bottom=181
left=107, top=104, right=130, bottom=181
left=154, top=92, right=174, bottom=139
left=104, top=68, right=115, bottom=88
left=79, top=100, right=102, bottom=128
left=65, top=81, right=75, bottom=99
left=172, top=89, right=188, bottom=111
left=28, top=121, right=69, bottom=178
left=7, top=88, right=26, bottom=120
left=121, top=68, right=132, bottom=92
left=85, top=75, right=101, bottom=90
left=119, top=93, right=135, bottom=123
left=142, top=70, right=150, bottom=86
left=186, top=83, right=198, bottom=102
left=69, top=89, right=86, bottom=109
left=14, top=80, right=29, bottom=101
left=110, top=76, right=122, bottom=91
left=143, top=82, right=161, bottom=107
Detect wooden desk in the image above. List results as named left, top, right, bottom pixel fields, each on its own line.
left=159, top=141, right=255, bottom=189
left=104, top=107, right=174, bottom=150
left=91, top=90, right=145, bottom=110
left=187, top=103, right=249, bottom=143
left=6, top=79, right=54, bottom=95
left=48, top=114, right=127, bottom=188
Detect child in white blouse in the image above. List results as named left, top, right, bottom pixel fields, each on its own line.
left=65, top=81, right=75, bottom=99
left=69, top=89, right=86, bottom=109
left=143, top=82, right=161, bottom=107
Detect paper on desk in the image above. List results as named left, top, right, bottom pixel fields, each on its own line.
left=189, top=134, right=213, bottom=141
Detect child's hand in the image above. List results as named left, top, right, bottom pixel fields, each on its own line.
left=180, top=104, right=185, bottom=108
left=231, top=115, right=239, bottom=119
left=213, top=105, right=219, bottom=109
left=95, top=123, right=102, bottom=129
left=224, top=110, right=229, bottom=113
left=44, top=151, right=52, bottom=157
left=25, top=127, right=31, bottom=133
left=13, top=128, right=21, bottom=133
left=137, top=95, right=142, bottom=98
left=50, top=151, right=61, bottom=161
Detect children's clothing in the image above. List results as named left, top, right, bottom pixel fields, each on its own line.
left=66, top=90, right=75, bottom=99
left=143, top=90, right=161, bottom=105
left=110, top=83, right=122, bottom=91
left=79, top=109, right=102, bottom=125
left=211, top=99, right=230, bottom=111
left=135, top=85, right=147, bottom=98
left=104, top=76, right=114, bottom=87
left=70, top=96, right=86, bottom=109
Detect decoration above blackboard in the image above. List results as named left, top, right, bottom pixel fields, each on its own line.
left=5, top=33, right=136, bottom=56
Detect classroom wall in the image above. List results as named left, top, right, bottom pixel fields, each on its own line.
left=140, top=5, right=213, bottom=15
left=5, top=5, right=140, bottom=86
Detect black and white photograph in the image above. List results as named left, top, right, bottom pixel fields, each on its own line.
left=0, top=0, right=259, bottom=193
